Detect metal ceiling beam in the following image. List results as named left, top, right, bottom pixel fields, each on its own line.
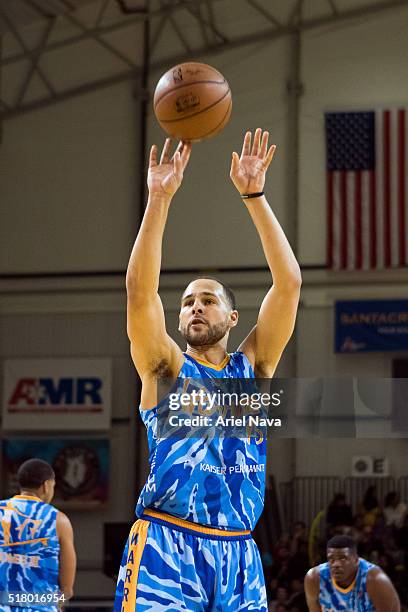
left=1, top=0, right=224, bottom=67
left=0, top=4, right=55, bottom=95
left=21, top=0, right=55, bottom=19
left=149, top=11, right=170, bottom=55
left=190, top=1, right=210, bottom=46
left=1, top=67, right=141, bottom=119
left=205, top=0, right=218, bottom=45
left=94, top=0, right=111, bottom=27
left=1, top=0, right=408, bottom=120
left=160, top=0, right=193, bottom=55
left=15, top=17, right=56, bottom=106
left=184, top=1, right=228, bottom=44
left=327, top=0, right=338, bottom=16
left=288, top=0, right=303, bottom=26
left=245, top=0, right=282, bottom=28
left=62, top=8, right=138, bottom=69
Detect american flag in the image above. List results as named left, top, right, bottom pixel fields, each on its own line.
left=325, top=110, right=407, bottom=270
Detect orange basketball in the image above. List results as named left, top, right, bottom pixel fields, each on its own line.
left=153, top=62, right=232, bottom=142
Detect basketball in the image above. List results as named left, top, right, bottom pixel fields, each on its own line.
left=153, top=62, right=232, bottom=142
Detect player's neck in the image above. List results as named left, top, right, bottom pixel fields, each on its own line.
left=333, top=569, right=358, bottom=589
left=186, top=345, right=228, bottom=366
left=18, top=490, right=43, bottom=501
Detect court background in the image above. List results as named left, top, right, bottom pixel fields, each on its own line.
left=1, top=0, right=408, bottom=604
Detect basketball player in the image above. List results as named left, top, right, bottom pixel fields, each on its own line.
left=115, top=128, right=301, bottom=611
left=0, top=458, right=76, bottom=611
left=304, top=534, right=400, bottom=611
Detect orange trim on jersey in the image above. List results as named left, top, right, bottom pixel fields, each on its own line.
left=143, top=508, right=251, bottom=537
left=0, top=538, right=48, bottom=547
left=12, top=495, right=42, bottom=502
left=186, top=353, right=230, bottom=371
left=332, top=575, right=357, bottom=594
left=121, top=519, right=149, bottom=612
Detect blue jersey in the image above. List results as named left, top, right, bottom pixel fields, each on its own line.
left=136, top=351, right=267, bottom=530
left=319, top=558, right=377, bottom=611
left=0, top=495, right=60, bottom=610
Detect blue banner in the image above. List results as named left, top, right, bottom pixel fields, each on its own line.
left=335, top=299, right=408, bottom=353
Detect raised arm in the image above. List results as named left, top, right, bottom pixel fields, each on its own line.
left=304, top=568, right=322, bottom=612
left=366, top=568, right=401, bottom=612
left=56, top=512, right=76, bottom=603
left=231, top=129, right=301, bottom=377
left=126, top=140, right=191, bottom=388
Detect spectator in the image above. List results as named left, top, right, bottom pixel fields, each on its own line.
left=274, top=533, right=291, bottom=564
left=326, top=493, right=353, bottom=534
left=287, top=523, right=309, bottom=579
left=308, top=509, right=326, bottom=566
left=384, top=491, right=407, bottom=529
left=267, top=576, right=279, bottom=604
left=287, top=578, right=308, bottom=611
left=350, top=513, right=365, bottom=544
left=269, top=586, right=289, bottom=611
left=397, top=513, right=408, bottom=563
left=358, top=485, right=382, bottom=528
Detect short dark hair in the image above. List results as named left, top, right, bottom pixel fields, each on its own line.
left=189, top=276, right=237, bottom=310
left=327, top=535, right=357, bottom=553
left=17, top=459, right=55, bottom=489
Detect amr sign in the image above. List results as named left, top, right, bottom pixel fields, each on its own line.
left=3, top=359, right=111, bottom=431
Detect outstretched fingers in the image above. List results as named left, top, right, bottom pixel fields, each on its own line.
left=171, top=141, right=191, bottom=170
left=230, top=151, right=240, bottom=176
left=180, top=141, right=192, bottom=170
left=251, top=128, right=262, bottom=156
left=264, top=144, right=277, bottom=169
left=241, top=131, right=251, bottom=158
left=149, top=144, right=158, bottom=167
left=173, top=151, right=182, bottom=179
left=160, top=138, right=172, bottom=164
left=260, top=131, right=269, bottom=158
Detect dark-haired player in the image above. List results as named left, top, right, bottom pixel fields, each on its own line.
left=115, top=129, right=301, bottom=611
left=0, top=458, right=76, bottom=611
left=304, top=534, right=400, bottom=611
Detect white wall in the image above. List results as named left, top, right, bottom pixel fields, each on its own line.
left=0, top=84, right=139, bottom=274
left=295, top=438, right=408, bottom=479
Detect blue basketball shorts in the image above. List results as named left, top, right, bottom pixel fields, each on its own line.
left=114, top=509, right=267, bottom=612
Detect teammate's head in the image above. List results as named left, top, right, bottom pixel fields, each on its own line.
left=17, top=458, right=56, bottom=504
left=179, top=277, right=238, bottom=347
left=326, top=535, right=359, bottom=584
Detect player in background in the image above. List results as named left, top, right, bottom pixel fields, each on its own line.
left=304, top=534, right=400, bottom=611
left=0, top=458, right=76, bottom=611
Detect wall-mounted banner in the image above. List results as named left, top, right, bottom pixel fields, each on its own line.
left=335, top=300, right=408, bottom=353
left=1, top=438, right=109, bottom=509
left=2, top=359, right=111, bottom=430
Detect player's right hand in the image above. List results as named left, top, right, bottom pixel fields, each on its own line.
left=147, top=139, right=191, bottom=199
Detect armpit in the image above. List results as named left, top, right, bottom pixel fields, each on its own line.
left=151, top=358, right=174, bottom=380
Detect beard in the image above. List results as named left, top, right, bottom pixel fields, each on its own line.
left=180, top=317, right=229, bottom=347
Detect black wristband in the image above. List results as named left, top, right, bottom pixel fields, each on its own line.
left=240, top=191, right=264, bottom=199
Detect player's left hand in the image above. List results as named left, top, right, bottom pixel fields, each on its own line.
left=230, top=128, right=276, bottom=195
